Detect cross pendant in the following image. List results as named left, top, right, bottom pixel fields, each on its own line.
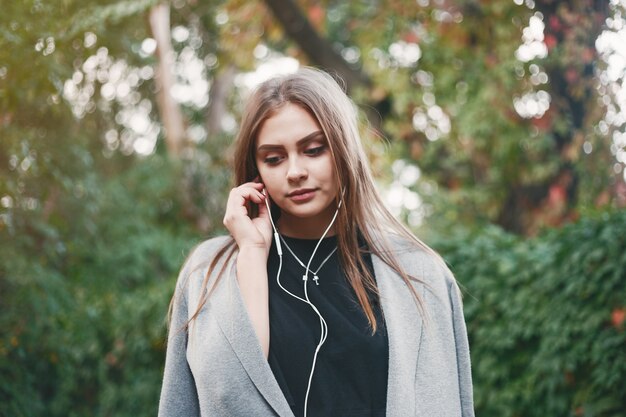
left=313, top=275, right=320, bottom=285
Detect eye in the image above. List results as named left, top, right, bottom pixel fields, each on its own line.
left=263, top=155, right=282, bottom=165
left=304, top=145, right=326, bottom=156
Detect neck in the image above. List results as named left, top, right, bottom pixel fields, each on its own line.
left=277, top=209, right=338, bottom=239
left=277, top=217, right=337, bottom=239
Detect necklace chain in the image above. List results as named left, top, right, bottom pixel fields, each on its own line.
left=279, top=235, right=338, bottom=285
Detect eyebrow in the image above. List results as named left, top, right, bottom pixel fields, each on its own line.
left=256, top=130, right=325, bottom=153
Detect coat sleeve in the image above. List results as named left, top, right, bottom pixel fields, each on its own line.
left=448, top=279, right=475, bottom=417
left=158, top=274, right=200, bottom=417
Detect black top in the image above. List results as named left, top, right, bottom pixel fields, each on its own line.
left=267, top=234, right=388, bottom=417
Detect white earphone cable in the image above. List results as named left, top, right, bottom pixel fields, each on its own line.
left=263, top=189, right=343, bottom=417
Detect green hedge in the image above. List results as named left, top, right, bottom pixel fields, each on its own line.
left=2, top=159, right=624, bottom=417
left=434, top=210, right=626, bottom=417
left=0, top=155, right=221, bottom=417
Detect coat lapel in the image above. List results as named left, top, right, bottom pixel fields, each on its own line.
left=373, top=254, right=424, bottom=416
left=212, top=251, right=423, bottom=417
left=215, top=261, right=294, bottom=417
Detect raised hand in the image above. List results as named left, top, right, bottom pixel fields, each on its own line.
left=223, top=181, right=273, bottom=255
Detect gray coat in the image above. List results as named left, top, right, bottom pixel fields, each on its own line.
left=158, top=236, right=474, bottom=417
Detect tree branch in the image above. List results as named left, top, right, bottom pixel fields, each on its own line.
left=263, top=0, right=393, bottom=136
left=262, top=0, right=370, bottom=91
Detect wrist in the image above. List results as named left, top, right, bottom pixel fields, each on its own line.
left=237, top=244, right=269, bottom=258
left=236, top=245, right=270, bottom=287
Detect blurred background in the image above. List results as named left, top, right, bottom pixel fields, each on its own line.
left=1, top=0, right=625, bottom=416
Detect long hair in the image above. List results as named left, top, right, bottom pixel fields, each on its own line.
left=180, top=67, right=440, bottom=332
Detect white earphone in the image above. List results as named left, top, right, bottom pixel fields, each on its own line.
left=263, top=188, right=343, bottom=417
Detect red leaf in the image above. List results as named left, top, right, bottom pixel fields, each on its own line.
left=545, top=34, right=558, bottom=50
left=307, top=5, right=325, bottom=28
left=612, top=308, right=625, bottom=328
left=565, top=68, right=579, bottom=84
left=403, top=31, right=419, bottom=44
left=548, top=184, right=566, bottom=205
left=582, top=47, right=595, bottom=64
left=549, top=15, right=562, bottom=32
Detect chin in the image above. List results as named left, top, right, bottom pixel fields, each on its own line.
left=278, top=201, right=321, bottom=216
left=283, top=207, right=324, bottom=219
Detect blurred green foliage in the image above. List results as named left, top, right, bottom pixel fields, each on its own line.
left=0, top=153, right=230, bottom=417
left=2, top=173, right=624, bottom=416
left=1, top=0, right=625, bottom=416
left=433, top=210, right=626, bottom=417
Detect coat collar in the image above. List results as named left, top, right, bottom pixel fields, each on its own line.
left=215, top=261, right=294, bottom=416
left=215, top=252, right=423, bottom=417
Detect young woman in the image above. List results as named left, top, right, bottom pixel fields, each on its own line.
left=158, top=67, right=474, bottom=417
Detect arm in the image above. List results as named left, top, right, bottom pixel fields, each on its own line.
left=223, top=182, right=272, bottom=358
left=158, top=280, right=200, bottom=417
left=237, top=247, right=270, bottom=357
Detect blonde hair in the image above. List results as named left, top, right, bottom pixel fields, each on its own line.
left=180, top=67, right=438, bottom=332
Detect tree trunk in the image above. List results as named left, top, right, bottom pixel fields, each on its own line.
left=149, top=3, right=186, bottom=157
left=206, top=65, right=237, bottom=137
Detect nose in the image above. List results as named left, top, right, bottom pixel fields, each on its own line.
left=286, top=156, right=308, bottom=182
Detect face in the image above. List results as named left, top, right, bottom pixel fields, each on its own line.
left=255, top=103, right=339, bottom=237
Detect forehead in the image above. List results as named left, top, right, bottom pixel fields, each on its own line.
left=256, top=103, right=322, bottom=147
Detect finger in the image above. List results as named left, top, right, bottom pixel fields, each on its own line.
left=225, top=188, right=253, bottom=220
left=247, top=190, right=266, bottom=207
left=244, top=181, right=265, bottom=189
left=227, top=187, right=267, bottom=222
left=231, top=185, right=264, bottom=203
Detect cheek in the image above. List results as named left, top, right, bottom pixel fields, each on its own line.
left=320, top=157, right=338, bottom=186
left=257, top=169, right=281, bottom=196
left=259, top=174, right=285, bottom=213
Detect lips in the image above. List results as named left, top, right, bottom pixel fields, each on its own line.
left=287, top=188, right=317, bottom=202
left=287, top=188, right=316, bottom=197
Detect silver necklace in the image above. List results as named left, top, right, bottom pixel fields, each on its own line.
left=279, top=235, right=338, bottom=285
